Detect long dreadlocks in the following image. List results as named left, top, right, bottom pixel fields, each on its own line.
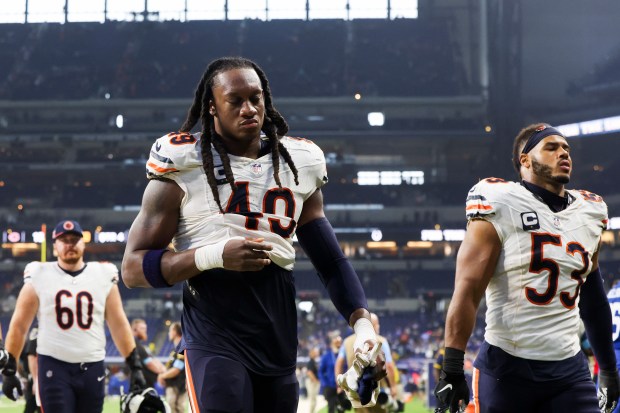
left=180, top=56, right=299, bottom=213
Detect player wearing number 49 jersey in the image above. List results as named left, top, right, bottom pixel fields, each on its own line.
left=122, top=57, right=386, bottom=413
left=1, top=220, right=147, bottom=413
left=434, top=123, right=620, bottom=413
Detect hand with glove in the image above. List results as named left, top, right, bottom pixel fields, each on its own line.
left=1, top=352, right=23, bottom=401
left=337, top=340, right=385, bottom=408
left=434, top=347, right=470, bottom=413
left=598, top=369, right=620, bottom=413
left=125, top=347, right=147, bottom=391
left=0, top=339, right=9, bottom=370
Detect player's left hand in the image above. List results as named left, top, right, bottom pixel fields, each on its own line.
left=0, top=347, right=9, bottom=370
left=1, top=354, right=23, bottom=401
left=598, top=369, right=620, bottom=413
left=130, top=368, right=147, bottom=391
left=125, top=347, right=147, bottom=391
left=337, top=341, right=385, bottom=407
left=434, top=370, right=469, bottom=413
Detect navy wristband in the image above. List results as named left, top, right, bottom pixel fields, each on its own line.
left=142, top=249, right=172, bottom=288
left=442, top=347, right=465, bottom=375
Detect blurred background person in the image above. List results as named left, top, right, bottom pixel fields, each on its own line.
left=157, top=321, right=187, bottom=413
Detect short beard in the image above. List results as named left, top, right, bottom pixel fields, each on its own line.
left=61, top=256, right=80, bottom=265
left=531, top=158, right=570, bottom=184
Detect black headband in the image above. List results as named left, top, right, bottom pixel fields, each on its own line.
left=521, top=125, right=565, bottom=154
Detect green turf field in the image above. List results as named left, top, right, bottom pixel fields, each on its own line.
left=315, top=396, right=433, bottom=413
left=0, top=396, right=121, bottom=412
left=0, top=395, right=434, bottom=412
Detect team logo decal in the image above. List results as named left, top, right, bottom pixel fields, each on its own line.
left=63, top=221, right=75, bottom=231
left=521, top=211, right=540, bottom=231
left=251, top=163, right=262, bottom=175
left=535, top=125, right=547, bottom=132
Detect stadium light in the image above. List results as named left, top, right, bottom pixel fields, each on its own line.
left=557, top=115, right=620, bottom=137
left=367, top=112, right=385, bottom=127
left=116, top=114, right=124, bottom=129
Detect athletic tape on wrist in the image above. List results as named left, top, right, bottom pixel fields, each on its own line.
left=353, top=318, right=376, bottom=353
left=194, top=237, right=244, bottom=271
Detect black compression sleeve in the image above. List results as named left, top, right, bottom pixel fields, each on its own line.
left=579, top=267, right=617, bottom=371
left=296, top=217, right=368, bottom=321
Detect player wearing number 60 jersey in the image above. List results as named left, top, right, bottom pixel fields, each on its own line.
left=434, top=123, right=620, bottom=413
left=1, top=220, right=146, bottom=413
left=122, top=57, right=385, bottom=413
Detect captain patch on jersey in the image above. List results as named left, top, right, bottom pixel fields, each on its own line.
left=464, top=177, right=608, bottom=361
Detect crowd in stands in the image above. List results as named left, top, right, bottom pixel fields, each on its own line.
left=0, top=18, right=472, bottom=101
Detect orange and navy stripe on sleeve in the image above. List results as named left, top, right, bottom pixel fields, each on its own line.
left=146, top=150, right=178, bottom=177
left=465, top=194, right=494, bottom=219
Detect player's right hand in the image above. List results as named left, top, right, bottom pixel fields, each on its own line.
left=598, top=369, right=620, bottom=413
left=434, top=370, right=469, bottom=413
left=222, top=237, right=273, bottom=271
left=1, top=354, right=23, bottom=401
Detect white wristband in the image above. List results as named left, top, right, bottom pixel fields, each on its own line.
left=194, top=237, right=243, bottom=271
left=353, top=317, right=377, bottom=354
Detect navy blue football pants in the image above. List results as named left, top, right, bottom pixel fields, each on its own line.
left=611, top=349, right=620, bottom=413
left=185, top=349, right=299, bottom=413
left=473, top=366, right=599, bottom=412
left=37, top=354, right=106, bottom=413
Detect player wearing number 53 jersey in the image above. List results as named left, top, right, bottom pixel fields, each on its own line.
left=607, top=281, right=620, bottom=413
left=122, top=57, right=385, bottom=413
left=1, top=220, right=146, bottom=413
left=434, top=124, right=620, bottom=413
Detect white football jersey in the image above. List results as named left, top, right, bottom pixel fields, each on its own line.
left=146, top=132, right=328, bottom=270
left=25, top=261, right=118, bottom=363
left=466, top=178, right=608, bottom=361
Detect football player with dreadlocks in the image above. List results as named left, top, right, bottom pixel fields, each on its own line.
left=122, top=56, right=386, bottom=412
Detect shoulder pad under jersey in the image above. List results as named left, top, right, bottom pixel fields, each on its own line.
left=465, top=177, right=516, bottom=220
left=146, top=132, right=202, bottom=179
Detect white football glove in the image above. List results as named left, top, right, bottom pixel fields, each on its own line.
left=337, top=341, right=382, bottom=408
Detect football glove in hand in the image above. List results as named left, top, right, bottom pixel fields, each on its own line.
left=598, top=369, right=620, bottom=413
left=126, top=347, right=147, bottom=391
left=434, top=370, right=469, bottom=413
left=1, top=353, right=23, bottom=401
left=0, top=341, right=9, bottom=370
left=337, top=341, right=382, bottom=408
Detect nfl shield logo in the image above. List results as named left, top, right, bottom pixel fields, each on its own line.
left=553, top=217, right=561, bottom=228
left=251, top=163, right=262, bottom=175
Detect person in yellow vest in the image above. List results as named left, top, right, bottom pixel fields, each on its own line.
left=335, top=313, right=398, bottom=412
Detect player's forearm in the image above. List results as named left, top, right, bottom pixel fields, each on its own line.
left=122, top=248, right=200, bottom=288
left=334, top=357, right=345, bottom=376
left=28, top=355, right=37, bottom=380
left=444, top=295, right=478, bottom=351
left=159, top=367, right=181, bottom=380
left=4, top=325, right=28, bottom=360
left=107, top=318, right=138, bottom=358
left=386, top=362, right=396, bottom=389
